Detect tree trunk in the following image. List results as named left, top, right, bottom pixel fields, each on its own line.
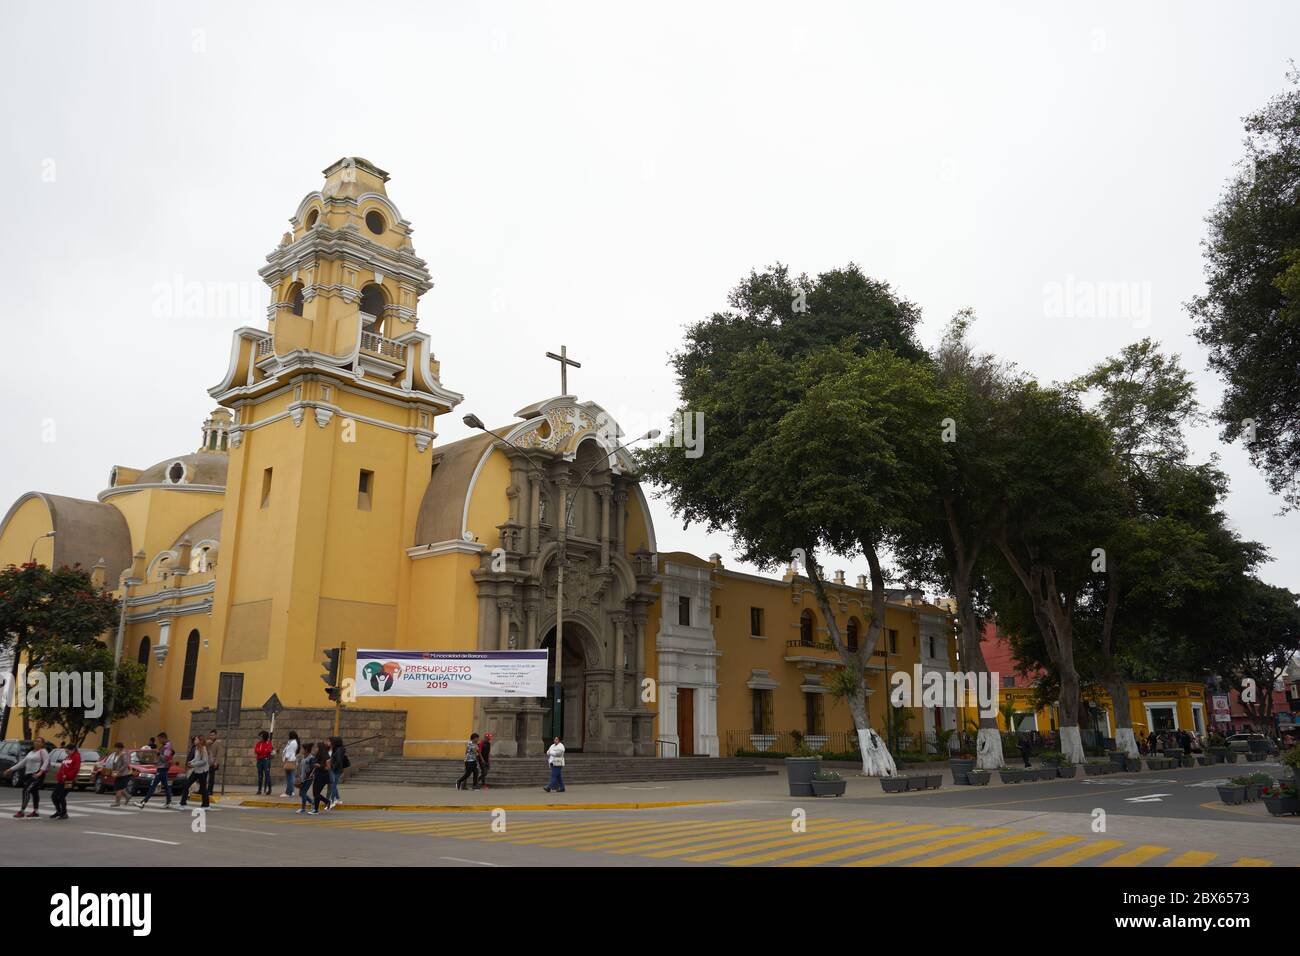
left=1102, top=675, right=1137, bottom=756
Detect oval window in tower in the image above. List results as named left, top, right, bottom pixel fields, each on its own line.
left=365, top=210, right=386, bottom=235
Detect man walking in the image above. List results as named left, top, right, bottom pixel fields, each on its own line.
left=138, top=732, right=174, bottom=807
left=2, top=736, right=48, bottom=817
left=102, top=742, right=131, bottom=807
left=206, top=730, right=222, bottom=801
left=456, top=733, right=481, bottom=791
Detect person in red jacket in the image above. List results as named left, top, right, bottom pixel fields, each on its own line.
left=50, top=745, right=81, bottom=820
left=254, top=731, right=275, bottom=795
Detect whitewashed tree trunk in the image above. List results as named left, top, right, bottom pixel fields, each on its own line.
left=1115, top=727, right=1139, bottom=758
left=1059, top=725, right=1085, bottom=764
left=858, top=728, right=897, bottom=777
left=976, top=726, right=1006, bottom=770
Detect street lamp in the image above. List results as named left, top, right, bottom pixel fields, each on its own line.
left=462, top=413, right=659, bottom=742
left=29, top=530, right=54, bottom=564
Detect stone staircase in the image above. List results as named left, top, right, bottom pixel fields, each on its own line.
left=349, top=754, right=778, bottom=788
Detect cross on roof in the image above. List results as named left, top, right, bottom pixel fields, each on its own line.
left=545, top=344, right=581, bottom=396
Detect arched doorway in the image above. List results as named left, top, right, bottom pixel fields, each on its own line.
left=539, top=624, right=592, bottom=751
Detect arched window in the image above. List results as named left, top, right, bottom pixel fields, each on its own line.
left=137, top=636, right=151, bottom=666
left=359, top=284, right=386, bottom=327
left=847, top=617, right=860, bottom=652
left=800, top=609, right=814, bottom=645
left=180, top=630, right=200, bottom=700
left=288, top=282, right=304, bottom=316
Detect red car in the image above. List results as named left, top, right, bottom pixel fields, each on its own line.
left=93, top=748, right=186, bottom=796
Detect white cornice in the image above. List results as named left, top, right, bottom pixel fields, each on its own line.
left=98, top=484, right=224, bottom=503
left=406, top=539, right=486, bottom=560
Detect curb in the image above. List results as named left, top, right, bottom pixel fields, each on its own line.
left=236, top=799, right=729, bottom=812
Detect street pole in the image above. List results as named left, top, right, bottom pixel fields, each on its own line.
left=334, top=641, right=347, bottom=736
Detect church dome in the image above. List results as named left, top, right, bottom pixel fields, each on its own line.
left=114, top=452, right=229, bottom=491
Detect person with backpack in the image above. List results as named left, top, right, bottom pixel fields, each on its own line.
left=308, top=740, right=332, bottom=815
left=3, top=737, right=49, bottom=817
left=281, top=731, right=300, bottom=797
left=456, top=733, right=481, bottom=791
left=295, top=742, right=316, bottom=814
left=254, top=731, right=275, bottom=795
left=327, top=736, right=348, bottom=808
left=49, top=745, right=80, bottom=820
left=138, top=732, right=175, bottom=808
left=179, top=735, right=210, bottom=808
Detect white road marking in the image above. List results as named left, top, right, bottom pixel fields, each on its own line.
left=205, top=825, right=278, bottom=836
left=1125, top=793, right=1171, bottom=803
left=440, top=856, right=500, bottom=867
left=82, top=831, right=180, bottom=845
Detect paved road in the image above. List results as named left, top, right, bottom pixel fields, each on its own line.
left=2, top=763, right=1294, bottom=867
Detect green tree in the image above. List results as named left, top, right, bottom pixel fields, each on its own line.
left=0, top=563, right=121, bottom=738
left=1190, top=70, right=1300, bottom=507
left=23, top=641, right=151, bottom=747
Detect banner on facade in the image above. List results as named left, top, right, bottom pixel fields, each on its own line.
left=354, top=649, right=549, bottom=698
left=1212, top=694, right=1231, bottom=724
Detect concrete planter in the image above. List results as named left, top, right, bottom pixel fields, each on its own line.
left=1196, top=756, right=1211, bottom=766
left=925, top=773, right=943, bottom=790
left=785, top=756, right=822, bottom=797
left=949, top=758, right=975, bottom=786
left=1056, top=765, right=1078, bottom=779
left=1180, top=755, right=1196, bottom=768
left=966, top=770, right=991, bottom=786
left=1107, top=750, right=1128, bottom=769
left=811, top=777, right=846, bottom=797
left=1000, top=768, right=1030, bottom=784
left=1264, top=794, right=1299, bottom=816
left=881, top=776, right=910, bottom=793
left=1084, top=762, right=1108, bottom=776
left=1217, top=784, right=1247, bottom=805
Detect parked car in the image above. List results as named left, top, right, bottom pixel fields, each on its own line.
left=95, top=748, right=185, bottom=796
left=47, top=747, right=102, bottom=791
left=1226, top=733, right=1278, bottom=754
left=0, top=740, right=52, bottom=786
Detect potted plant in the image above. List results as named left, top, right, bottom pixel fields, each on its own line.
left=811, top=768, right=847, bottom=797
left=999, top=767, right=1027, bottom=784
left=1195, top=754, right=1211, bottom=767
left=784, top=744, right=822, bottom=797
left=966, top=769, right=991, bottom=786
left=1262, top=783, right=1299, bottom=816
left=1217, top=779, right=1248, bottom=805
left=1084, top=761, right=1108, bottom=776
left=1107, top=749, right=1128, bottom=770
left=1246, top=772, right=1273, bottom=801
left=926, top=772, right=943, bottom=790
left=1283, top=744, right=1300, bottom=790
left=1124, top=755, right=1141, bottom=772
left=949, top=750, right=976, bottom=786
left=880, top=775, right=910, bottom=793
left=1055, top=759, right=1077, bottom=779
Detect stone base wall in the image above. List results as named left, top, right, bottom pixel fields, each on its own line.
left=187, top=706, right=406, bottom=786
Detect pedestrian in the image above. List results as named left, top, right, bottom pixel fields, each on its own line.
left=143, top=737, right=156, bottom=751
left=179, top=736, right=210, bottom=808
left=479, top=732, right=493, bottom=789
left=1146, top=730, right=1158, bottom=755
left=138, top=732, right=175, bottom=808
left=296, top=742, right=316, bottom=814
left=3, top=737, right=49, bottom=817
left=281, top=731, right=300, bottom=797
left=308, top=740, right=332, bottom=814
left=254, top=731, right=274, bottom=795
left=456, top=733, right=481, bottom=791
left=328, top=736, right=348, bottom=808
left=1017, top=733, right=1032, bottom=769
left=102, top=742, right=131, bottom=807
left=1181, top=729, right=1192, bottom=756
left=206, top=730, right=222, bottom=799
left=543, top=736, right=566, bottom=793
left=49, top=744, right=81, bottom=819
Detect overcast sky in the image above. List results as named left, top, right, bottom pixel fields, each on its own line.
left=1, top=0, right=1296, bottom=594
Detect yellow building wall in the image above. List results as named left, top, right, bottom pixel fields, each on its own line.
left=991, top=682, right=1210, bottom=739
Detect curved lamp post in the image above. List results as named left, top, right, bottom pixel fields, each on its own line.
left=29, top=530, right=55, bottom=564
left=463, top=413, right=659, bottom=743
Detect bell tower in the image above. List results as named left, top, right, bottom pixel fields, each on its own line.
left=202, top=159, right=464, bottom=712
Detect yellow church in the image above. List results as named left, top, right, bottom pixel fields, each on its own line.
left=0, top=158, right=955, bottom=774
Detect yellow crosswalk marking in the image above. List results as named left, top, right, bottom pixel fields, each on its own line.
left=1231, top=858, right=1273, bottom=867
left=682, top=822, right=889, bottom=863
left=586, top=819, right=767, bottom=851
left=971, top=835, right=1082, bottom=867
left=778, top=826, right=969, bottom=867
left=516, top=820, right=725, bottom=848
left=843, top=828, right=1013, bottom=867
left=507, top=820, right=687, bottom=846
left=1032, top=839, right=1125, bottom=867
left=1166, top=850, right=1216, bottom=867
left=1099, top=845, right=1169, bottom=867
left=644, top=822, right=842, bottom=859
left=905, top=831, right=1048, bottom=867
left=611, top=821, right=793, bottom=855
left=712, top=823, right=919, bottom=867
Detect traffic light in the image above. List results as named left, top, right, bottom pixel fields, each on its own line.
left=321, top=647, right=340, bottom=689
left=326, top=686, right=341, bottom=702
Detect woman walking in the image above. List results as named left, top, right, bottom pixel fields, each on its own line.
left=327, top=736, right=348, bottom=809
left=281, top=731, right=300, bottom=797
left=102, top=742, right=132, bottom=807
left=50, top=745, right=81, bottom=820
left=2, top=737, right=49, bottom=817
left=295, top=742, right=316, bottom=814
left=308, top=740, right=332, bottom=815
left=179, top=736, right=210, bottom=808
left=254, top=731, right=274, bottom=795
left=543, top=736, right=566, bottom=793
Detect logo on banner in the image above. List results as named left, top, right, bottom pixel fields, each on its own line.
left=362, top=660, right=402, bottom=693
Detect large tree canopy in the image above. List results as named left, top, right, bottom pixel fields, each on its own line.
left=1190, top=71, right=1300, bottom=507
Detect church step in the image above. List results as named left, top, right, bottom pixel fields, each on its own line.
left=349, top=756, right=778, bottom=787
